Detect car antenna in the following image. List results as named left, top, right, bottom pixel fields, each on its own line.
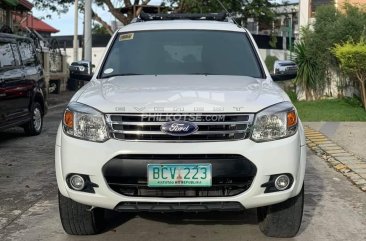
left=215, top=0, right=240, bottom=26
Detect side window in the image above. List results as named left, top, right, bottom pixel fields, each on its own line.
left=18, top=40, right=37, bottom=66
left=11, top=43, right=21, bottom=66
left=0, top=41, right=16, bottom=69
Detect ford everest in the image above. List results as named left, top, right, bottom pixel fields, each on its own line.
left=56, top=13, right=306, bottom=238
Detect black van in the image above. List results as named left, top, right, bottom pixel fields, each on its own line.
left=0, top=33, right=47, bottom=136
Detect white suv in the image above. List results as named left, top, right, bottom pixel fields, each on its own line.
left=56, top=13, right=306, bottom=238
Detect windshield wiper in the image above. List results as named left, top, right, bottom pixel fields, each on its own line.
left=186, top=73, right=217, bottom=75
left=103, top=73, right=143, bottom=78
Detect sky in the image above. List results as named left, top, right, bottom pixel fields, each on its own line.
left=31, top=0, right=298, bottom=36
left=31, top=0, right=162, bottom=36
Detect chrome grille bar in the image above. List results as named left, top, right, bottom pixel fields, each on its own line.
left=113, top=130, right=248, bottom=135
left=111, top=121, right=250, bottom=126
left=106, top=113, right=254, bottom=142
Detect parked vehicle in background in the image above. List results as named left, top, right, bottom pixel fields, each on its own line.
left=0, top=33, right=47, bottom=135
left=56, top=13, right=306, bottom=238
left=67, top=60, right=93, bottom=91
left=273, top=60, right=298, bottom=77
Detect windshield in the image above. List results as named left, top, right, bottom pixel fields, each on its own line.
left=100, top=30, right=263, bottom=78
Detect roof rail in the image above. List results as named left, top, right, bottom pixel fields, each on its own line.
left=139, top=12, right=228, bottom=22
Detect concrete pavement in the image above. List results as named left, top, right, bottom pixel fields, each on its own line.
left=304, top=122, right=366, bottom=192
left=304, top=122, right=366, bottom=162
left=47, top=91, right=76, bottom=109
left=0, top=93, right=365, bottom=240
left=0, top=109, right=365, bottom=241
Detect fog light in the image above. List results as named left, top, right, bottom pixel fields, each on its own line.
left=274, top=174, right=290, bottom=191
left=70, top=174, right=85, bottom=191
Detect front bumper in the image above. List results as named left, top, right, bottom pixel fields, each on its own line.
left=55, top=123, right=306, bottom=210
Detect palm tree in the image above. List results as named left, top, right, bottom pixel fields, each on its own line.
left=293, top=41, right=319, bottom=100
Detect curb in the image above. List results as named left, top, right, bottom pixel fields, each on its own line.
left=305, top=126, right=366, bottom=192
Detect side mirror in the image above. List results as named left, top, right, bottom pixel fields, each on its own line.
left=272, top=60, right=297, bottom=81
left=271, top=72, right=297, bottom=81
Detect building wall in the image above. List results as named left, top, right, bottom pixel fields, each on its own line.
left=0, top=8, right=6, bottom=25
left=336, top=0, right=366, bottom=9
left=258, top=49, right=290, bottom=61
left=300, top=0, right=366, bottom=29
left=64, top=47, right=107, bottom=67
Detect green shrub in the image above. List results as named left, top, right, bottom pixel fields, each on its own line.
left=293, top=40, right=320, bottom=100
left=264, top=55, right=278, bottom=73
left=286, top=90, right=298, bottom=102
left=344, top=96, right=363, bottom=107
left=297, top=3, right=366, bottom=99
left=332, top=39, right=366, bottom=110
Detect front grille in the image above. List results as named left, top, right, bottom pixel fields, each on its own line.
left=286, top=66, right=297, bottom=71
left=106, top=113, right=254, bottom=142
left=108, top=178, right=253, bottom=197
left=103, top=154, right=256, bottom=198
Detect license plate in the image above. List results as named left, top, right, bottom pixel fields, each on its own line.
left=147, top=164, right=212, bottom=187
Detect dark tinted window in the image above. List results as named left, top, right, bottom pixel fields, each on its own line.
left=18, top=40, right=37, bottom=66
left=101, top=30, right=263, bottom=78
left=0, top=41, right=16, bottom=68
left=11, top=43, right=21, bottom=66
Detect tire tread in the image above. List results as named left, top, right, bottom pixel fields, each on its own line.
left=58, top=191, right=104, bottom=235
left=258, top=185, right=304, bottom=238
left=24, top=102, right=43, bottom=136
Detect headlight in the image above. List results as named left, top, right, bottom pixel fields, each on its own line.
left=63, top=102, right=109, bottom=142
left=251, top=102, right=298, bottom=142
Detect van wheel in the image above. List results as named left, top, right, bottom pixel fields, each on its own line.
left=257, top=185, right=304, bottom=238
left=58, top=191, right=105, bottom=235
left=24, top=102, right=43, bottom=136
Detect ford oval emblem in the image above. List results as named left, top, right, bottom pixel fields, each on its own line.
left=161, top=121, right=199, bottom=136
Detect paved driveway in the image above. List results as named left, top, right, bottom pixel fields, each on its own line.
left=0, top=105, right=365, bottom=241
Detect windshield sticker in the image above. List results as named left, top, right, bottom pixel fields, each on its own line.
left=120, top=33, right=134, bottom=41
left=103, top=68, right=114, bottom=74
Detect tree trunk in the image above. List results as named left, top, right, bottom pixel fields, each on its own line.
left=135, top=0, right=151, bottom=17
left=359, top=80, right=366, bottom=110
left=174, top=0, right=186, bottom=13
left=92, top=10, right=113, bottom=35
left=103, top=0, right=129, bottom=25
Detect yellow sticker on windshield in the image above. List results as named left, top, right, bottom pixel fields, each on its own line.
left=119, top=33, right=134, bottom=41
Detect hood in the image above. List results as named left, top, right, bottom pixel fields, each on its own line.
left=76, top=75, right=289, bottom=113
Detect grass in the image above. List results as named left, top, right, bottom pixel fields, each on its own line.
left=293, top=98, right=366, bottom=121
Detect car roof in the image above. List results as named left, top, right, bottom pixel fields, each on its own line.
left=118, top=20, right=246, bottom=33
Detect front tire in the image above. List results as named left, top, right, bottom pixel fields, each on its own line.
left=257, top=185, right=304, bottom=238
left=58, top=191, right=105, bottom=235
left=24, top=102, right=43, bottom=136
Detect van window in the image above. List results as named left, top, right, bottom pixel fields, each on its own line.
left=11, top=43, right=21, bottom=66
left=18, top=40, right=36, bottom=66
left=0, top=41, right=16, bottom=69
